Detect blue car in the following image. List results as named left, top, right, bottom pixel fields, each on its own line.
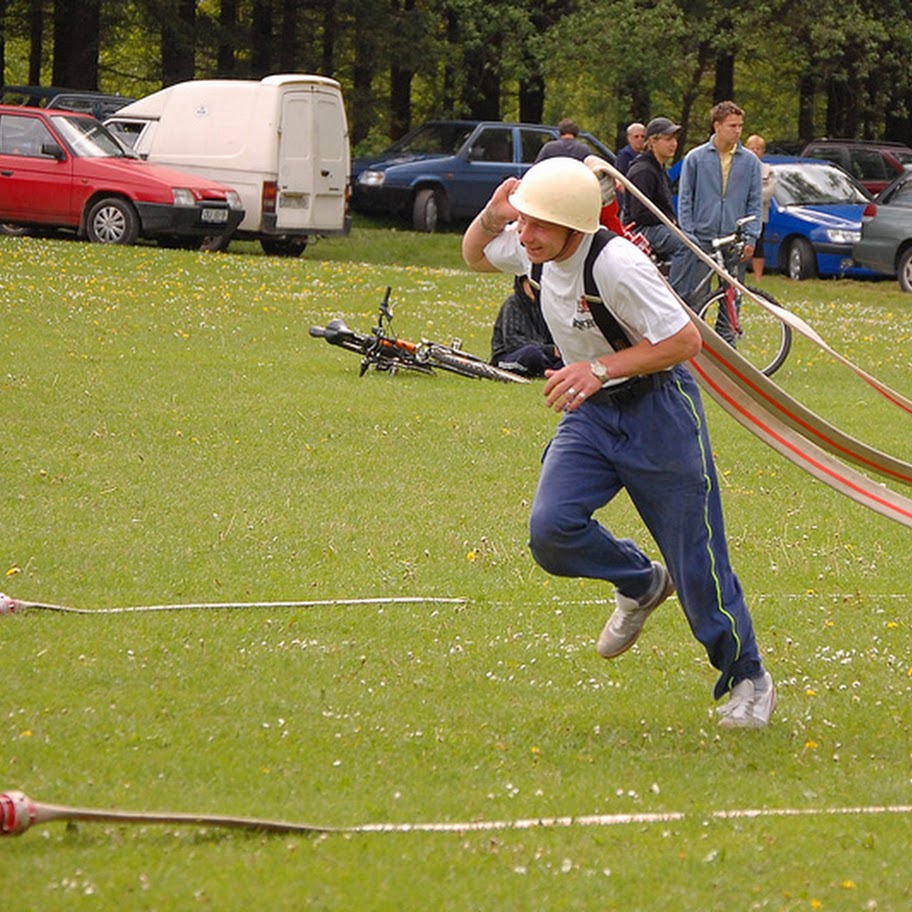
left=351, top=119, right=615, bottom=232
left=763, top=156, right=874, bottom=279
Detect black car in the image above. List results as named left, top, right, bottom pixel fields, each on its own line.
left=1, top=84, right=134, bottom=120
left=352, top=120, right=615, bottom=232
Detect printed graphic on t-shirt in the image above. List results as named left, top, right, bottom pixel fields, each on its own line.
left=572, top=296, right=597, bottom=332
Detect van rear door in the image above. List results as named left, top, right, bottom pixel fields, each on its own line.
left=276, top=87, right=348, bottom=232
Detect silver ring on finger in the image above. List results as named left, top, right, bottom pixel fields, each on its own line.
left=576, top=390, right=586, bottom=399
left=567, top=387, right=576, bottom=397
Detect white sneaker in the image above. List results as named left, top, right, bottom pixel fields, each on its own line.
left=596, top=562, right=674, bottom=658
left=717, top=671, right=777, bottom=729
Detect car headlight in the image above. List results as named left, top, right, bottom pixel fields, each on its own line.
left=226, top=190, right=243, bottom=210
left=172, top=188, right=196, bottom=207
left=826, top=228, right=861, bottom=244
left=358, top=170, right=385, bottom=188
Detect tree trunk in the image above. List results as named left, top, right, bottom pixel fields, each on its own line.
left=251, top=0, right=273, bottom=77
left=279, top=0, right=299, bottom=72
left=463, top=34, right=501, bottom=120
left=388, top=0, right=415, bottom=140
left=161, top=0, right=196, bottom=86
left=217, top=0, right=237, bottom=76
left=321, top=0, right=335, bottom=77
left=713, top=51, right=735, bottom=103
left=52, top=0, right=100, bottom=88
left=797, top=70, right=815, bottom=143
left=29, top=0, right=43, bottom=84
left=350, top=3, right=375, bottom=148
left=519, top=73, right=545, bottom=125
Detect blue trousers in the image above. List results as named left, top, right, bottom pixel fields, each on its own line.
left=528, top=366, right=761, bottom=699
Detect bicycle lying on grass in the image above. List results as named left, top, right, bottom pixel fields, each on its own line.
left=309, top=288, right=529, bottom=383
left=625, top=216, right=792, bottom=377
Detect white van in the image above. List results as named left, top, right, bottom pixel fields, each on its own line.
left=106, top=74, right=350, bottom=256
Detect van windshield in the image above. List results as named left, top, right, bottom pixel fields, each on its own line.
left=51, top=114, right=129, bottom=158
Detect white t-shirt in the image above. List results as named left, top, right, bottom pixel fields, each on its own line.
left=484, top=226, right=689, bottom=370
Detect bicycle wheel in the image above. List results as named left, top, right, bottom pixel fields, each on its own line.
left=696, top=286, right=791, bottom=377
left=429, top=347, right=529, bottom=383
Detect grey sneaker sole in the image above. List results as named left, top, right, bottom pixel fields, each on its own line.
left=596, top=563, right=675, bottom=659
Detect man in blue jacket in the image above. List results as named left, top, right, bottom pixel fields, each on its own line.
left=677, top=100, right=761, bottom=307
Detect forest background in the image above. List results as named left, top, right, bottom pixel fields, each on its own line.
left=1, top=0, right=911, bottom=158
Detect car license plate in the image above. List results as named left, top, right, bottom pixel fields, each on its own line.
left=279, top=192, right=310, bottom=209
left=201, top=208, right=229, bottom=224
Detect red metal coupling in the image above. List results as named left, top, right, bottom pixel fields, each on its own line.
left=1, top=791, right=36, bottom=836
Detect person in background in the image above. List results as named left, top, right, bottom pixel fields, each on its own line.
left=536, top=118, right=592, bottom=162
left=624, top=116, right=692, bottom=296
left=615, top=121, right=647, bottom=220
left=677, top=100, right=762, bottom=309
left=490, top=274, right=562, bottom=377
left=616, top=121, right=646, bottom=175
left=744, top=133, right=775, bottom=282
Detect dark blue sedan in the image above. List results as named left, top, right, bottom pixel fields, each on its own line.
left=351, top=119, right=614, bottom=232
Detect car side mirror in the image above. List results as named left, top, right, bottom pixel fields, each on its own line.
left=41, top=142, right=66, bottom=161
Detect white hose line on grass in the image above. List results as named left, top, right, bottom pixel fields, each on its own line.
left=0, top=594, right=466, bottom=616
left=3, top=789, right=912, bottom=838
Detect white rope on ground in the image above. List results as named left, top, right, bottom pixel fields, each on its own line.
left=3, top=789, right=912, bottom=838
left=0, top=594, right=466, bottom=616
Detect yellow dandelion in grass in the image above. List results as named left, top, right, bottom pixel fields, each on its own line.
left=6, top=566, right=20, bottom=577
left=805, top=739, right=818, bottom=750
left=810, top=900, right=822, bottom=910
left=887, top=620, right=899, bottom=629
left=840, top=880, right=857, bottom=890
left=806, top=688, right=817, bottom=696
left=466, top=550, right=476, bottom=562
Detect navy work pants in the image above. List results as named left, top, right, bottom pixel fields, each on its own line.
left=528, top=366, right=761, bottom=699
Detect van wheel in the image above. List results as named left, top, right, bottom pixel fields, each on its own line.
left=412, top=188, right=439, bottom=233
left=86, top=197, right=139, bottom=245
left=786, top=237, right=817, bottom=280
left=260, top=237, right=307, bottom=257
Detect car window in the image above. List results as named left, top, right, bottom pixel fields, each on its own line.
left=773, top=162, right=869, bottom=206
left=107, top=120, right=145, bottom=149
left=850, top=149, right=888, bottom=182
left=470, top=127, right=513, bottom=163
left=387, top=123, right=474, bottom=156
left=886, top=177, right=912, bottom=207
left=0, top=113, right=55, bottom=156
left=804, top=147, right=845, bottom=169
left=519, top=128, right=553, bottom=163
left=49, top=113, right=126, bottom=158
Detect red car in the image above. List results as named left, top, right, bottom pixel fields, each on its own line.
left=0, top=104, right=244, bottom=246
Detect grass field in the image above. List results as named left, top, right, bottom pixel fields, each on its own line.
left=2, top=224, right=912, bottom=910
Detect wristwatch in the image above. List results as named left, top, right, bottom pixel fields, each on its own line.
left=589, top=359, right=610, bottom=383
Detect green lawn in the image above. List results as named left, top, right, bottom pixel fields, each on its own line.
left=2, top=227, right=911, bottom=910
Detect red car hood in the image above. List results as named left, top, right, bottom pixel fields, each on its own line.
left=73, top=156, right=234, bottom=201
